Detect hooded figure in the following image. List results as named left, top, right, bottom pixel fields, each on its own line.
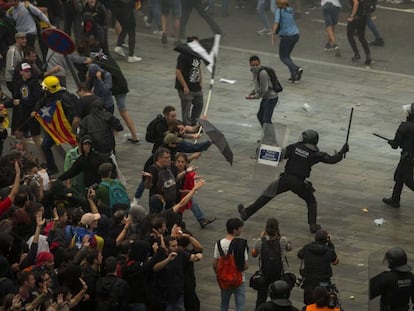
left=87, top=64, right=114, bottom=114
left=79, top=100, right=123, bottom=156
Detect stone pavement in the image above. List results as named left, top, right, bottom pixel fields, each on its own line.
left=3, top=3, right=414, bottom=309
left=107, top=29, right=414, bottom=310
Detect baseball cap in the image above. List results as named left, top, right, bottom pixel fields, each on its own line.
left=15, top=32, right=27, bottom=39
left=80, top=213, right=101, bottom=226
left=164, top=133, right=183, bottom=145
left=20, top=62, right=31, bottom=72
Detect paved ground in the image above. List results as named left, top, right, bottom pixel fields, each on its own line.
left=3, top=2, right=414, bottom=310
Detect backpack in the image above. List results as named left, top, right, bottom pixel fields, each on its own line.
left=260, top=237, right=283, bottom=282
left=145, top=114, right=164, bottom=143
left=360, top=0, right=377, bottom=13
left=216, top=239, right=243, bottom=289
left=100, top=179, right=130, bottom=210
left=258, top=66, right=283, bottom=93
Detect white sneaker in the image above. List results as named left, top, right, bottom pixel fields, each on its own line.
left=122, top=43, right=129, bottom=48
left=152, top=30, right=163, bottom=35
left=128, top=56, right=142, bottom=63
left=114, top=46, right=126, bottom=57
left=256, top=28, right=270, bottom=35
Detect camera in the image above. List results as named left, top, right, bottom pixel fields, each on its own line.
left=295, top=276, right=303, bottom=288
left=324, top=283, right=342, bottom=309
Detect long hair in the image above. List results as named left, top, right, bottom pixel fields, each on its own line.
left=265, top=218, right=281, bottom=239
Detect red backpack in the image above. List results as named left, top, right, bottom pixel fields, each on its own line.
left=216, top=239, right=243, bottom=289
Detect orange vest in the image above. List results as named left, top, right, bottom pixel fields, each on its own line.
left=306, top=304, right=340, bottom=311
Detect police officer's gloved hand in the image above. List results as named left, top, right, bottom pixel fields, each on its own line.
left=388, top=140, right=398, bottom=149
left=340, top=143, right=349, bottom=155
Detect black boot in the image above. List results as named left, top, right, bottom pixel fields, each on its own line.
left=238, top=204, right=248, bottom=221
left=382, top=198, right=400, bottom=208
left=369, top=38, right=384, bottom=46
left=309, top=224, right=321, bottom=233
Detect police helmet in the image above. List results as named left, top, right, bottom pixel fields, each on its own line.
left=301, top=129, right=319, bottom=145
left=384, top=247, right=412, bottom=272
left=42, top=76, right=61, bottom=94
left=269, top=280, right=292, bottom=306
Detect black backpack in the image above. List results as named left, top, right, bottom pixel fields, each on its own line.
left=260, top=237, right=283, bottom=282
left=258, top=66, right=283, bottom=93
left=145, top=114, right=164, bottom=143
left=360, top=0, right=377, bottom=13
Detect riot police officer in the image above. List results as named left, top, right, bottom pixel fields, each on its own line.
left=382, top=103, right=414, bottom=208
left=256, top=280, right=300, bottom=311
left=238, top=129, right=349, bottom=233
left=370, top=247, right=414, bottom=310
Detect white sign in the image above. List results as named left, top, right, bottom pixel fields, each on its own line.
left=257, top=144, right=282, bottom=167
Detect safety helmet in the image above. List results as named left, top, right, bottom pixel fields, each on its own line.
left=269, top=280, right=292, bottom=307
left=42, top=76, right=61, bottom=94
left=384, top=247, right=412, bottom=272
left=301, top=129, right=319, bottom=145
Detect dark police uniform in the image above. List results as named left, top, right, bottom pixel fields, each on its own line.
left=240, top=141, right=347, bottom=228
left=384, top=118, right=414, bottom=207
left=370, top=270, right=414, bottom=311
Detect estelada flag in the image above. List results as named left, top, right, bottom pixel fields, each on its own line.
left=34, top=100, right=77, bottom=146
left=0, top=104, right=9, bottom=129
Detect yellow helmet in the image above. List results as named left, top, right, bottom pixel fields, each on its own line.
left=42, top=76, right=61, bottom=94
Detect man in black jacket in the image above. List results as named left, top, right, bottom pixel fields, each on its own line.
left=297, top=229, right=338, bottom=305
left=96, top=256, right=129, bottom=311
left=58, top=135, right=111, bottom=188
left=238, top=129, right=349, bottom=233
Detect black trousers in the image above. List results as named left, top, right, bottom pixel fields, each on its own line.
left=180, top=0, right=222, bottom=38
left=346, top=14, right=370, bottom=59
left=391, top=157, right=414, bottom=202
left=112, top=5, right=136, bottom=56
left=244, top=174, right=317, bottom=224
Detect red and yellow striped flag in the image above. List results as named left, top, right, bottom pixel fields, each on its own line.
left=34, top=100, right=77, bottom=146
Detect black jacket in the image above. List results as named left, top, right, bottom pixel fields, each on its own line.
left=297, top=241, right=337, bottom=281
left=79, top=105, right=123, bottom=155
left=96, top=274, right=130, bottom=311
left=284, top=142, right=345, bottom=179
left=58, top=150, right=110, bottom=187
left=370, top=270, right=414, bottom=309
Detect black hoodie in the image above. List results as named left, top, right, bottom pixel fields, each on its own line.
left=297, top=241, right=337, bottom=280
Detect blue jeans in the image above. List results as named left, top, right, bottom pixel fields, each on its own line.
left=257, top=0, right=270, bottom=29
left=190, top=198, right=205, bottom=223
left=166, top=295, right=185, bottom=311
left=220, top=283, right=245, bottom=311
left=41, top=133, right=57, bottom=169
left=366, top=13, right=381, bottom=39
left=257, top=97, right=277, bottom=127
left=279, top=34, right=300, bottom=78
left=209, top=0, right=229, bottom=15
left=151, top=0, right=162, bottom=30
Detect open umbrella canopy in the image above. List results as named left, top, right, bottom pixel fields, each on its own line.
left=199, top=119, right=233, bottom=165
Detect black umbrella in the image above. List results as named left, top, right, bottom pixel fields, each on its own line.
left=199, top=119, right=233, bottom=165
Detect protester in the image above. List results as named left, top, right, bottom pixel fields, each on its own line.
left=272, top=0, right=303, bottom=83
left=246, top=55, right=279, bottom=136
left=213, top=218, right=249, bottom=311
left=346, top=0, right=371, bottom=65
